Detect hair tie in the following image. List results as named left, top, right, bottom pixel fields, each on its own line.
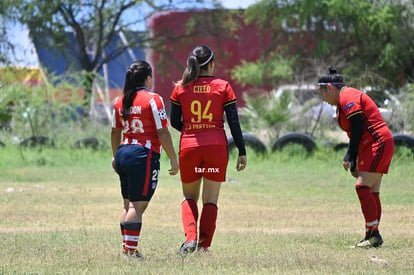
left=199, top=51, right=214, bottom=67
left=318, top=82, right=344, bottom=85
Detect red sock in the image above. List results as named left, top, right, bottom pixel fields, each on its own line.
left=372, top=192, right=381, bottom=230
left=124, top=222, right=141, bottom=253
left=120, top=223, right=126, bottom=252
left=181, top=199, right=198, bottom=242
left=355, top=184, right=378, bottom=236
left=198, top=203, right=218, bottom=249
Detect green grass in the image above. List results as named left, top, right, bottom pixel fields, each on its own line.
left=0, top=145, right=413, bottom=274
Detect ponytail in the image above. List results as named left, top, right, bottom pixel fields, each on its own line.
left=122, top=61, right=152, bottom=120
left=181, top=55, right=200, bottom=86
left=178, top=45, right=214, bottom=87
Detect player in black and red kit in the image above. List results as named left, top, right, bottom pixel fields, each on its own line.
left=111, top=60, right=179, bottom=258
left=318, top=67, right=394, bottom=248
left=170, top=45, right=247, bottom=254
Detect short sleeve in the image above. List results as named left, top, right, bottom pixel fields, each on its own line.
left=112, top=96, right=123, bottom=128
left=339, top=88, right=363, bottom=119
left=170, top=86, right=181, bottom=105
left=150, top=95, right=169, bottom=129
left=223, top=82, right=237, bottom=107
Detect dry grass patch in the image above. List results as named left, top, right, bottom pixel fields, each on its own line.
left=0, top=147, right=413, bottom=274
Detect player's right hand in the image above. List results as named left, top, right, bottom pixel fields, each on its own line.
left=169, top=158, right=179, bottom=175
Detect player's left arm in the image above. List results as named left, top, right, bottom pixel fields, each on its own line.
left=223, top=82, right=247, bottom=170
left=170, top=101, right=183, bottom=132
left=224, top=101, right=247, bottom=171
left=224, top=102, right=245, bottom=155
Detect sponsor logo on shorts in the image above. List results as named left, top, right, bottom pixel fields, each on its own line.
left=194, top=167, right=220, bottom=173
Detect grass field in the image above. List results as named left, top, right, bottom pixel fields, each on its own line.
left=0, top=144, right=413, bottom=274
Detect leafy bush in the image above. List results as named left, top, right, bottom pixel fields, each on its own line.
left=238, top=86, right=338, bottom=146
left=231, top=55, right=295, bottom=87
left=390, top=84, right=414, bottom=133
left=0, top=74, right=109, bottom=149
left=238, top=90, right=294, bottom=145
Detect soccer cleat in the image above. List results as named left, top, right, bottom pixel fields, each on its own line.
left=132, top=251, right=144, bottom=259
left=356, top=233, right=383, bottom=248
left=123, top=250, right=144, bottom=260
left=177, top=240, right=197, bottom=256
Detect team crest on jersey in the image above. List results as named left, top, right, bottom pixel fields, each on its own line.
left=158, top=109, right=167, bottom=120
left=344, top=102, right=355, bottom=110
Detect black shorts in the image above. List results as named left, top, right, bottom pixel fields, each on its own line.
left=115, top=144, right=160, bottom=202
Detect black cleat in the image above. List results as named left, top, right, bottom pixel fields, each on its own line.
left=123, top=250, right=144, bottom=260
left=356, top=232, right=383, bottom=248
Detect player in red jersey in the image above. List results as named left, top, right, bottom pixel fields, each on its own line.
left=170, top=45, right=247, bottom=255
left=318, top=67, right=394, bottom=248
left=111, top=60, right=179, bottom=258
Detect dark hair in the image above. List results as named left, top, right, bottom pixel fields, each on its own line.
left=122, top=60, right=152, bottom=120
left=180, top=45, right=215, bottom=86
left=318, top=66, right=345, bottom=89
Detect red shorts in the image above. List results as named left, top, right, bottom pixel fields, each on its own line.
left=179, top=145, right=228, bottom=183
left=358, top=137, right=394, bottom=173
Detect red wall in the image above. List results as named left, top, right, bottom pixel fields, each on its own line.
left=147, top=10, right=272, bottom=109
left=147, top=10, right=342, bottom=110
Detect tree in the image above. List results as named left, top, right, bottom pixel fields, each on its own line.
left=0, top=0, right=24, bottom=65
left=12, top=0, right=221, bottom=121
left=237, top=0, right=414, bottom=89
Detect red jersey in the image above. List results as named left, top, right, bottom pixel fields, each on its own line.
left=336, top=87, right=393, bottom=144
left=112, top=88, right=169, bottom=154
left=170, top=76, right=237, bottom=150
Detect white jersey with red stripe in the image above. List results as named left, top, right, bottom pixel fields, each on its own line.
left=112, top=88, right=168, bottom=154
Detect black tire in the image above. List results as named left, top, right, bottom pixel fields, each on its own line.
left=228, top=132, right=267, bottom=154
left=20, top=136, right=53, bottom=147
left=333, top=142, right=349, bottom=151
left=271, top=132, right=317, bottom=154
left=393, top=133, right=414, bottom=154
left=0, top=140, right=5, bottom=147
left=74, top=137, right=100, bottom=150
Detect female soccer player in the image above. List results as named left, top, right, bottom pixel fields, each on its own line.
left=111, top=60, right=179, bottom=258
left=170, top=45, right=247, bottom=255
left=318, top=67, right=394, bottom=248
